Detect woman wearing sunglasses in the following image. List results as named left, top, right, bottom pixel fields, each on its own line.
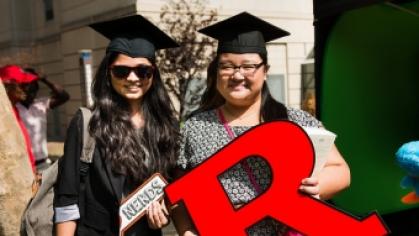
left=172, top=12, right=350, bottom=236
left=54, top=15, right=179, bottom=236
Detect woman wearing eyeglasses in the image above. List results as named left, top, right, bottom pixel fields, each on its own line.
left=172, top=12, right=350, bottom=236
left=54, top=15, right=179, bottom=236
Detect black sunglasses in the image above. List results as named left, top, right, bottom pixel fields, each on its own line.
left=110, top=65, right=154, bottom=80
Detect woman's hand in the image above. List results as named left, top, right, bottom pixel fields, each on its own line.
left=146, top=200, right=170, bottom=229
left=183, top=231, right=198, bottom=236
left=299, top=177, right=320, bottom=199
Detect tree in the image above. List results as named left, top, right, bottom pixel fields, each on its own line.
left=157, top=0, right=217, bottom=120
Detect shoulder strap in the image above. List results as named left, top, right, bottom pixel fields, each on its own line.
left=216, top=108, right=263, bottom=195
left=217, top=108, right=236, bottom=139
left=79, top=107, right=95, bottom=164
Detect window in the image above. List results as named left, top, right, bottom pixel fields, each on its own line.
left=301, top=62, right=316, bottom=116
left=266, top=74, right=286, bottom=103
left=266, top=44, right=287, bottom=104
left=43, top=0, right=54, bottom=21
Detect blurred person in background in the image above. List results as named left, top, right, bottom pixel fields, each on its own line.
left=16, top=68, right=70, bottom=171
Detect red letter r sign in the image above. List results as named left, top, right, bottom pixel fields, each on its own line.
left=165, top=121, right=389, bottom=235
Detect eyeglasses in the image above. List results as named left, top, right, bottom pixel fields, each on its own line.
left=110, top=65, right=154, bottom=80
left=218, top=62, right=265, bottom=77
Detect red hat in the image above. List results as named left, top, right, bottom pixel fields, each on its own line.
left=0, top=65, right=37, bottom=84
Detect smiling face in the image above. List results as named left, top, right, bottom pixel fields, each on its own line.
left=216, top=53, right=267, bottom=107
left=110, top=54, right=153, bottom=106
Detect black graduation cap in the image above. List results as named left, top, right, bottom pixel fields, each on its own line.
left=199, top=12, right=290, bottom=55
left=90, top=14, right=179, bottom=58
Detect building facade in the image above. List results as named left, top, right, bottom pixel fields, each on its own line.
left=0, top=0, right=314, bottom=140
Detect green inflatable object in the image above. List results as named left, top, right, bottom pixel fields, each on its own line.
left=320, top=1, right=419, bottom=216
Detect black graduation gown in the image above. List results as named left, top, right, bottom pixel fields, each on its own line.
left=54, top=110, right=162, bottom=236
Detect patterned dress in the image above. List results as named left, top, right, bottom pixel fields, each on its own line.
left=177, top=108, right=322, bottom=236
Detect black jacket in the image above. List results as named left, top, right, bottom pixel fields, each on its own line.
left=54, top=110, right=161, bottom=236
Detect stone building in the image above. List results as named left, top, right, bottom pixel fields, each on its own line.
left=0, top=0, right=315, bottom=140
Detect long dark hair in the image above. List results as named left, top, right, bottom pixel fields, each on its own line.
left=199, top=53, right=288, bottom=122
left=89, top=52, right=179, bottom=184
